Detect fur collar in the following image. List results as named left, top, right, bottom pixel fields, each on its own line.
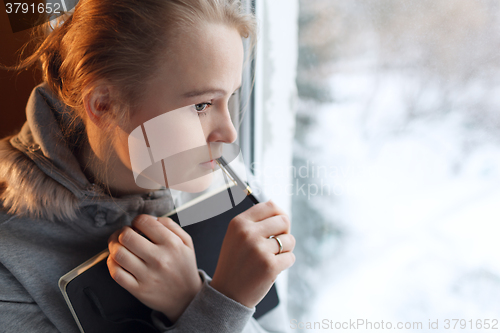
left=0, top=83, right=174, bottom=224
left=0, top=136, right=80, bottom=221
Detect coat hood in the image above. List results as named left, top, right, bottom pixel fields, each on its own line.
left=0, top=82, right=175, bottom=225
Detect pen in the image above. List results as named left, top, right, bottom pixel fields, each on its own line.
left=216, top=157, right=259, bottom=205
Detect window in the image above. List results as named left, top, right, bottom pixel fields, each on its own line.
left=293, top=0, right=500, bottom=324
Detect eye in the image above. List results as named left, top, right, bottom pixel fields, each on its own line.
left=194, top=103, right=211, bottom=113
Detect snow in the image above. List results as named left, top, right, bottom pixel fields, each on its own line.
left=300, top=63, right=500, bottom=332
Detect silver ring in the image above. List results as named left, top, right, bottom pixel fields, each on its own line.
left=269, top=235, right=283, bottom=254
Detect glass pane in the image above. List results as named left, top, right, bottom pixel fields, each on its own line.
left=291, top=0, right=500, bottom=326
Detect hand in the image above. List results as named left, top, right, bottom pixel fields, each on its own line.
left=107, top=215, right=202, bottom=322
left=210, top=200, right=296, bottom=308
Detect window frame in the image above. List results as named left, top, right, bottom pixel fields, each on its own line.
left=231, top=0, right=257, bottom=175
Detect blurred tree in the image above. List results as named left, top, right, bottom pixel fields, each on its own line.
left=290, top=0, right=500, bottom=321
left=289, top=0, right=346, bottom=320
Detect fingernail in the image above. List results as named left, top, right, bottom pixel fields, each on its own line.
left=120, top=230, right=131, bottom=243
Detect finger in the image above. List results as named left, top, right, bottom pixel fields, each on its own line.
left=108, top=228, right=123, bottom=251
left=107, top=256, right=140, bottom=291
left=108, top=227, right=123, bottom=245
left=157, top=217, right=193, bottom=248
left=273, top=252, right=296, bottom=273
left=108, top=240, right=148, bottom=281
left=116, top=226, right=156, bottom=262
left=132, top=214, right=177, bottom=245
left=263, top=233, right=295, bottom=255
left=238, top=200, right=286, bottom=223
left=256, top=214, right=291, bottom=236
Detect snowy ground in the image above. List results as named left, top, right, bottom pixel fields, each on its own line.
left=299, top=65, right=500, bottom=332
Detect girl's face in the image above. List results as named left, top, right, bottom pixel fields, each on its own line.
left=113, top=23, right=244, bottom=192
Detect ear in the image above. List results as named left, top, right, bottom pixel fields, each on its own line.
left=83, top=85, right=112, bottom=128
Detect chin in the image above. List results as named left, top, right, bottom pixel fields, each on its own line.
left=170, top=172, right=214, bottom=193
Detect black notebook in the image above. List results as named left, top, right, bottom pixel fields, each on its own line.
left=59, top=174, right=280, bottom=333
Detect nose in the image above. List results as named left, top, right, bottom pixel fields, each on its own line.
left=206, top=107, right=238, bottom=144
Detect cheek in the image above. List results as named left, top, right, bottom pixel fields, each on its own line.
left=113, top=128, right=134, bottom=169
left=125, top=108, right=212, bottom=190
left=144, top=109, right=207, bottom=159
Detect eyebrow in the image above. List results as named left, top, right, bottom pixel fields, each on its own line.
left=182, top=85, right=242, bottom=99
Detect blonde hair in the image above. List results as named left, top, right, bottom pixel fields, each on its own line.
left=10, top=0, right=257, bottom=127
left=1, top=0, right=257, bottom=196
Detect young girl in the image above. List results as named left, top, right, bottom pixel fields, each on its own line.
left=0, top=0, right=295, bottom=332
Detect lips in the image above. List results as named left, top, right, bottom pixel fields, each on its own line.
left=199, top=160, right=215, bottom=170
left=200, top=155, right=222, bottom=165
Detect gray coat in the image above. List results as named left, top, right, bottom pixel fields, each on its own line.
left=0, top=83, right=287, bottom=333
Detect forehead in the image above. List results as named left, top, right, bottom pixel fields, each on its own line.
left=153, top=23, right=244, bottom=99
